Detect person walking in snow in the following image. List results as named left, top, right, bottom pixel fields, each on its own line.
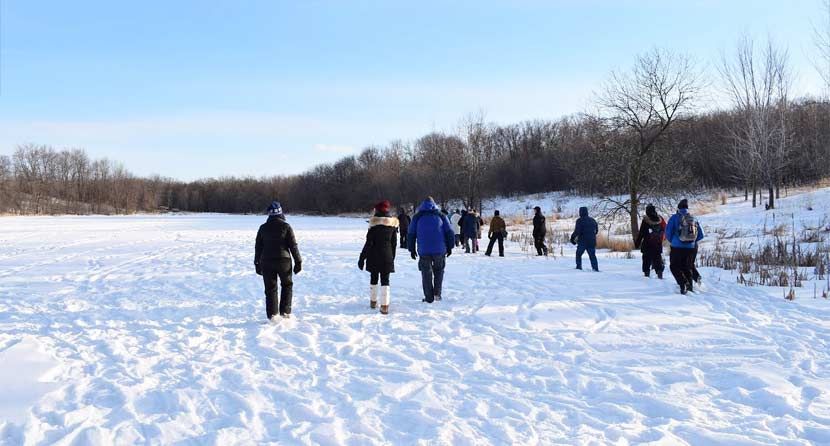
left=408, top=197, right=455, bottom=303
left=461, top=209, right=480, bottom=253
left=635, top=204, right=666, bottom=279
left=476, top=210, right=485, bottom=252
left=665, top=199, right=704, bottom=295
left=485, top=210, right=507, bottom=257
left=359, top=201, right=398, bottom=315
left=570, top=206, right=599, bottom=271
left=255, top=201, right=303, bottom=321
left=397, top=207, right=411, bottom=249
left=450, top=209, right=463, bottom=247
left=532, top=206, right=549, bottom=256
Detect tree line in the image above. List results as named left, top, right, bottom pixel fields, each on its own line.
left=2, top=35, right=830, bottom=243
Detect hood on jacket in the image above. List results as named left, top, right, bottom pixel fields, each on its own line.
left=369, top=215, right=399, bottom=228
left=418, top=199, right=439, bottom=213
left=645, top=204, right=660, bottom=223
left=579, top=207, right=589, bottom=218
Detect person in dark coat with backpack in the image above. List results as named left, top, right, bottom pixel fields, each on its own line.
left=635, top=204, right=666, bottom=279
left=397, top=207, right=411, bottom=249
left=255, top=201, right=303, bottom=321
left=570, top=206, right=599, bottom=271
left=408, top=197, right=455, bottom=303
left=359, top=201, right=399, bottom=314
left=665, top=199, right=705, bottom=294
left=532, top=206, right=548, bottom=256
left=461, top=209, right=480, bottom=253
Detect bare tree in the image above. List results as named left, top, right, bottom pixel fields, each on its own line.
left=719, top=35, right=791, bottom=210
left=599, top=48, right=700, bottom=241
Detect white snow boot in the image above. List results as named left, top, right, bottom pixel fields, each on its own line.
left=370, top=285, right=378, bottom=309
left=380, top=286, right=391, bottom=315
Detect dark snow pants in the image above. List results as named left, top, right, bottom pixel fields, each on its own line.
left=418, top=254, right=445, bottom=303
left=486, top=234, right=504, bottom=257
left=670, top=247, right=695, bottom=287
left=370, top=271, right=390, bottom=286
left=691, top=246, right=701, bottom=282
left=263, top=261, right=293, bottom=318
left=576, top=244, right=598, bottom=271
left=534, top=236, right=548, bottom=256
left=642, top=249, right=664, bottom=276
left=399, top=232, right=408, bottom=249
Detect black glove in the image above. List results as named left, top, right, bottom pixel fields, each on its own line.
left=446, top=250, right=452, bottom=258
left=570, top=237, right=577, bottom=246
left=410, top=251, right=417, bottom=260
left=255, top=263, right=262, bottom=276
left=358, top=259, right=365, bottom=270
left=293, top=262, right=302, bottom=274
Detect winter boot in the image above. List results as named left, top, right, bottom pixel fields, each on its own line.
left=680, top=283, right=687, bottom=295
left=369, top=284, right=378, bottom=309
left=687, top=280, right=694, bottom=293
left=380, top=286, right=391, bottom=314
left=644, top=272, right=650, bottom=278
left=657, top=271, right=663, bottom=280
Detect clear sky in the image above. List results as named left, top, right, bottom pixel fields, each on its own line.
left=0, top=0, right=824, bottom=180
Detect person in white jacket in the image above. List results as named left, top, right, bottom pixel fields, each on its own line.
left=450, top=209, right=462, bottom=247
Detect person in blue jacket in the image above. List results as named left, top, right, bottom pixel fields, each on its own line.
left=460, top=209, right=480, bottom=253
left=665, top=199, right=704, bottom=294
left=570, top=206, right=599, bottom=271
left=408, top=197, right=456, bottom=303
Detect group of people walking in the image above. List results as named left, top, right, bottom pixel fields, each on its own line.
left=253, top=197, right=705, bottom=320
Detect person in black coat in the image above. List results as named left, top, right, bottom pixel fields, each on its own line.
left=359, top=200, right=399, bottom=314
left=532, top=206, right=548, bottom=256
left=397, top=207, right=411, bottom=249
left=570, top=206, right=599, bottom=271
left=255, top=201, right=303, bottom=321
left=635, top=204, right=666, bottom=279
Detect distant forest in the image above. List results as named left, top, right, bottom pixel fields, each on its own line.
left=3, top=42, right=830, bottom=234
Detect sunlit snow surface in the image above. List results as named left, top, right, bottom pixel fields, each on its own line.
left=1, top=200, right=829, bottom=444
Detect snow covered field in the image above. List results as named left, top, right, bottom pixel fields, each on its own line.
left=1, top=195, right=830, bottom=444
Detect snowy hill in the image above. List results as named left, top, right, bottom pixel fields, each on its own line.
left=0, top=188, right=829, bottom=444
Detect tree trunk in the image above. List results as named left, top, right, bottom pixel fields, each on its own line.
left=752, top=184, right=757, bottom=208
left=744, top=186, right=748, bottom=201
left=775, top=183, right=780, bottom=200
left=768, top=186, right=775, bottom=210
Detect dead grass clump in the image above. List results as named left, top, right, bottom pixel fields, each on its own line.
left=596, top=233, right=634, bottom=252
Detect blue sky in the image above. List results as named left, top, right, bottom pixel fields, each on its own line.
left=0, top=0, right=824, bottom=180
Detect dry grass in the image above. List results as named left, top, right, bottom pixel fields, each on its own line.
left=596, top=233, right=634, bottom=252
left=765, top=223, right=788, bottom=237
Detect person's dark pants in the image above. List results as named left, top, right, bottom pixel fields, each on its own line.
left=534, top=236, right=548, bottom=256
left=486, top=234, right=504, bottom=257
left=463, top=236, right=472, bottom=253
left=418, top=254, right=446, bottom=303
left=370, top=271, right=390, bottom=286
left=576, top=244, right=598, bottom=271
left=691, top=246, right=701, bottom=282
left=670, top=247, right=696, bottom=287
left=642, top=249, right=664, bottom=276
left=454, top=234, right=461, bottom=247
left=263, top=261, right=293, bottom=318
left=400, top=231, right=408, bottom=249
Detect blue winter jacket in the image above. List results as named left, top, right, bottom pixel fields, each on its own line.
left=460, top=212, right=479, bottom=238
left=571, top=207, right=598, bottom=248
left=408, top=200, right=456, bottom=256
left=665, top=209, right=704, bottom=249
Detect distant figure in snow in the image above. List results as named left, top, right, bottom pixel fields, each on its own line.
left=408, top=197, right=455, bottom=303
left=461, top=209, right=480, bottom=253
left=570, top=206, right=599, bottom=271
left=665, top=199, right=705, bottom=295
left=476, top=211, right=485, bottom=251
left=635, top=204, right=666, bottom=279
left=532, top=206, right=549, bottom=256
left=255, top=201, right=303, bottom=320
left=450, top=209, right=463, bottom=247
left=359, top=201, right=399, bottom=314
left=485, top=210, right=507, bottom=257
left=397, top=207, right=411, bottom=249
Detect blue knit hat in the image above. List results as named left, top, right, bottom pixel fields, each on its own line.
left=267, top=201, right=283, bottom=216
